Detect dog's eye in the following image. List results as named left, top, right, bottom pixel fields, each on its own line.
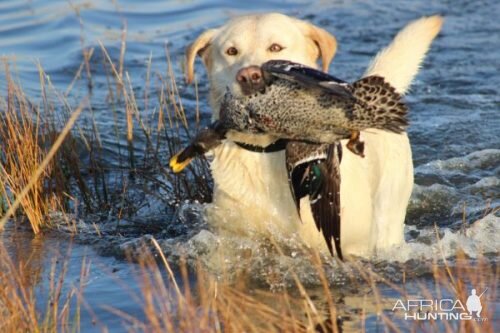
left=226, top=47, right=238, bottom=56
left=268, top=43, right=284, bottom=52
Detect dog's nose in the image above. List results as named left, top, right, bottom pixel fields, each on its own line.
left=236, top=66, right=265, bottom=95
left=236, top=66, right=262, bottom=84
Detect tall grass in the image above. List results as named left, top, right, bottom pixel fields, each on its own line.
left=0, top=63, right=59, bottom=233
left=0, top=35, right=211, bottom=233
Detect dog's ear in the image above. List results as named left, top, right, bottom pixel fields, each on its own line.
left=299, top=23, right=337, bottom=72
left=185, top=29, right=218, bottom=84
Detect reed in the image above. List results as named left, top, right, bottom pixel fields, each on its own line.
left=0, top=62, right=57, bottom=233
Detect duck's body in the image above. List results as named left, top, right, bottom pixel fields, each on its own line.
left=171, top=60, right=407, bottom=169
left=219, top=60, right=408, bottom=148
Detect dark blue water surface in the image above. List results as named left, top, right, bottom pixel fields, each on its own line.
left=1, top=0, right=499, bottom=332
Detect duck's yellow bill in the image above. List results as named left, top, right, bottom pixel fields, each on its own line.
left=169, top=151, right=193, bottom=173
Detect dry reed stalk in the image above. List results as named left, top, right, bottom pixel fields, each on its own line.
left=0, top=63, right=53, bottom=233
left=69, top=0, right=93, bottom=91
left=0, top=89, right=87, bottom=232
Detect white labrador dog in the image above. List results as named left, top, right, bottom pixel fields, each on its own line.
left=185, top=13, right=442, bottom=257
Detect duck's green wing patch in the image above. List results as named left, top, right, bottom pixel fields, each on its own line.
left=285, top=142, right=343, bottom=259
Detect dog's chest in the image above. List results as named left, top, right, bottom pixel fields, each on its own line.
left=209, top=141, right=298, bottom=218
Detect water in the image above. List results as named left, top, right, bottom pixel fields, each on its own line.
left=1, top=0, right=499, bottom=331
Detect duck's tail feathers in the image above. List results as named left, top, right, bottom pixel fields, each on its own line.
left=352, top=75, right=408, bottom=133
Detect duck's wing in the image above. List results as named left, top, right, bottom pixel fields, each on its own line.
left=286, top=141, right=343, bottom=259
left=261, top=60, right=354, bottom=100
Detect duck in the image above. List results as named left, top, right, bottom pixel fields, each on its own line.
left=169, top=60, right=408, bottom=259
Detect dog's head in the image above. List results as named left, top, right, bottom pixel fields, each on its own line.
left=185, top=13, right=337, bottom=119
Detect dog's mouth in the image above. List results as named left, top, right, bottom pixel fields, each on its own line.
left=239, top=81, right=267, bottom=96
